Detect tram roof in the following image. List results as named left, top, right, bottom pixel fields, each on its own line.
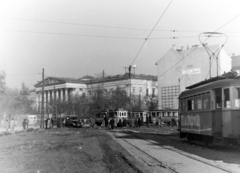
left=179, top=78, right=240, bottom=98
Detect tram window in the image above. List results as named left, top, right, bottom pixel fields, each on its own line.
left=202, top=94, right=210, bottom=110
left=224, top=88, right=230, bottom=108
left=187, top=98, right=194, bottom=111
left=233, top=88, right=240, bottom=108
left=152, top=112, right=156, bottom=117
left=181, top=99, right=186, bottom=112
left=194, top=96, right=202, bottom=110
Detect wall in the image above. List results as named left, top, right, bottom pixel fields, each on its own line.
left=156, top=45, right=231, bottom=109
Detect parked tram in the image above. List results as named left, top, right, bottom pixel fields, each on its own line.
left=179, top=73, right=240, bottom=145
left=95, top=109, right=128, bottom=126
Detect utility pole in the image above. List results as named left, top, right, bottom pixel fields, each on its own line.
left=41, top=68, right=44, bottom=129
left=128, top=65, right=136, bottom=120
left=129, top=65, right=132, bottom=120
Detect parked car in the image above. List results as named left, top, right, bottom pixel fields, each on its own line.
left=66, top=115, right=80, bottom=127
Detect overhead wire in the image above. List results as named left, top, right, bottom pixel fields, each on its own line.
left=0, top=28, right=199, bottom=40
left=1, top=16, right=240, bottom=34
left=158, top=12, right=240, bottom=79
left=0, top=16, right=207, bottom=33
left=131, top=0, right=173, bottom=65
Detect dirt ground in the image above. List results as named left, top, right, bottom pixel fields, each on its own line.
left=0, top=128, right=150, bottom=173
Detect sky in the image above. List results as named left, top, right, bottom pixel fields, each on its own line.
left=0, top=0, right=240, bottom=89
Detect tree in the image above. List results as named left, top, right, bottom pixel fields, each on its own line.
left=0, top=71, right=5, bottom=94
left=111, top=87, right=129, bottom=110
left=144, top=95, right=158, bottom=111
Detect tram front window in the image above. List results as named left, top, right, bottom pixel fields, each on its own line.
left=233, top=87, right=240, bottom=108
left=224, top=88, right=230, bottom=108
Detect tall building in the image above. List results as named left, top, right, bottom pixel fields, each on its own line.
left=231, top=54, right=240, bottom=73
left=156, top=44, right=232, bottom=110
left=33, top=73, right=158, bottom=113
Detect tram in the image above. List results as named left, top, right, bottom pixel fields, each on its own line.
left=95, top=109, right=128, bottom=126
left=179, top=72, right=240, bottom=145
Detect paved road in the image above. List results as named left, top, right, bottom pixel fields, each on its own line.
left=110, top=129, right=240, bottom=173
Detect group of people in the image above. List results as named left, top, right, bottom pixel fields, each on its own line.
left=102, top=116, right=128, bottom=130
left=100, top=115, right=178, bottom=129
left=2, top=118, right=16, bottom=132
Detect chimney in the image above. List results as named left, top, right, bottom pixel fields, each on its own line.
left=172, top=44, right=176, bottom=50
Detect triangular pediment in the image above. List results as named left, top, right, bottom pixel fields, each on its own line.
left=34, top=77, right=66, bottom=87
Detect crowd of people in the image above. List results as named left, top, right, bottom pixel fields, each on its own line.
left=101, top=115, right=178, bottom=130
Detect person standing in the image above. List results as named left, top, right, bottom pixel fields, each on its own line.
left=110, top=118, right=114, bottom=130
left=158, top=116, right=162, bottom=128
left=22, top=119, right=26, bottom=130
left=138, top=117, right=141, bottom=127
left=10, top=118, right=15, bottom=132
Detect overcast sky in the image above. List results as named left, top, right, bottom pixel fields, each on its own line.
left=0, top=0, right=240, bottom=89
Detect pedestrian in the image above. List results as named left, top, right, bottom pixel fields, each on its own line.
left=22, top=119, right=26, bottom=130
left=138, top=117, right=141, bottom=127
left=118, top=118, right=122, bottom=128
left=122, top=118, right=126, bottom=127
left=158, top=116, right=162, bottom=128
left=5, top=119, right=9, bottom=131
left=104, top=116, right=108, bottom=127
left=10, top=118, right=15, bottom=132
left=171, top=117, right=175, bottom=127
left=110, top=118, right=114, bottom=130
left=101, top=118, right=105, bottom=127
left=51, top=117, right=54, bottom=128
left=26, top=118, right=29, bottom=129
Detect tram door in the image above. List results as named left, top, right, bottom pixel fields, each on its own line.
left=213, top=88, right=223, bottom=137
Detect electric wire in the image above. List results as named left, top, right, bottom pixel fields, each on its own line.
left=0, top=28, right=200, bottom=40
left=0, top=16, right=211, bottom=33
left=158, top=12, right=240, bottom=79
left=1, top=16, right=240, bottom=34
left=131, top=0, right=173, bottom=65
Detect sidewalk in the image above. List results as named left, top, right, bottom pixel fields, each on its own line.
left=127, top=125, right=179, bottom=135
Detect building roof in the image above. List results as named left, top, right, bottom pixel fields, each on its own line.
left=34, top=73, right=157, bottom=88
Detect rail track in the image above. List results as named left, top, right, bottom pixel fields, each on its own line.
left=111, top=129, right=239, bottom=173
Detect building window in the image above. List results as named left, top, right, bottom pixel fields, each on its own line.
left=161, top=85, right=180, bottom=109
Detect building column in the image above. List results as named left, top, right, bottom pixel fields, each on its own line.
left=60, top=89, right=64, bottom=101
left=65, top=88, right=69, bottom=100
left=56, top=89, right=59, bottom=99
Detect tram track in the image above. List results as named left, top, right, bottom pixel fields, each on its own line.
left=111, top=129, right=238, bottom=173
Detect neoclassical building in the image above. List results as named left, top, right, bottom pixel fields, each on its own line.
left=33, top=73, right=158, bottom=113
